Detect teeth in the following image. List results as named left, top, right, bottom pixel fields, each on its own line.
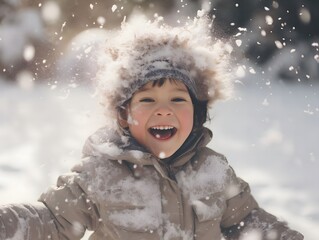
left=151, top=126, right=174, bottom=130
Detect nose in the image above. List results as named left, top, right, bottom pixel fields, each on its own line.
left=154, top=105, right=173, bottom=116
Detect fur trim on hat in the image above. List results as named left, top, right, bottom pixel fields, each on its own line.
left=96, top=15, right=234, bottom=122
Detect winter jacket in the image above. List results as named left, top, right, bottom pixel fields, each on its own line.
left=0, top=127, right=303, bottom=240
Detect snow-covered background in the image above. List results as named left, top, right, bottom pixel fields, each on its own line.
left=1, top=0, right=319, bottom=239
left=211, top=74, right=319, bottom=240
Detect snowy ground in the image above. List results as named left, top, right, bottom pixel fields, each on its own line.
left=0, top=75, right=318, bottom=239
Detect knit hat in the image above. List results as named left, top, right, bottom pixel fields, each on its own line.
left=96, top=15, right=234, bottom=123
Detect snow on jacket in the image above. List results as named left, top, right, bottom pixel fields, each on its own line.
left=0, top=127, right=303, bottom=240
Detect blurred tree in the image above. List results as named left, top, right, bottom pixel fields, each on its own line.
left=209, top=0, right=259, bottom=36
left=208, top=0, right=319, bottom=82
left=1, top=0, right=179, bottom=83
left=22, top=0, right=177, bottom=50
left=0, top=0, right=57, bottom=83
left=1, top=0, right=318, bottom=83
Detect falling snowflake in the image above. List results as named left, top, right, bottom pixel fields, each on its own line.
left=112, top=4, right=118, bottom=12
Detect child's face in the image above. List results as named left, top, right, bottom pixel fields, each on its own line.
left=126, top=80, right=194, bottom=159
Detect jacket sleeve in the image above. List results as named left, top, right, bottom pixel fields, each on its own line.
left=39, top=172, right=100, bottom=240
left=0, top=171, right=100, bottom=240
left=222, top=208, right=304, bottom=240
left=220, top=178, right=304, bottom=240
left=0, top=203, right=59, bottom=240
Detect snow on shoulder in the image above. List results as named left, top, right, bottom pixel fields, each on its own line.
left=96, top=14, right=234, bottom=124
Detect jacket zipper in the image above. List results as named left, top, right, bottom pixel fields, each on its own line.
left=166, top=164, right=185, bottom=233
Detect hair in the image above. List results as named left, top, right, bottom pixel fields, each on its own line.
left=117, top=78, right=209, bottom=133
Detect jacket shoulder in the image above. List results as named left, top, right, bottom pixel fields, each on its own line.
left=72, top=156, right=131, bottom=191
left=176, top=147, right=234, bottom=199
left=192, top=147, right=228, bottom=169
left=190, top=147, right=249, bottom=199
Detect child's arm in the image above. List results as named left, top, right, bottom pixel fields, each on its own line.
left=220, top=180, right=304, bottom=240
left=0, top=172, right=99, bottom=240
left=0, top=203, right=58, bottom=239
left=38, top=172, right=100, bottom=239
left=197, top=148, right=303, bottom=239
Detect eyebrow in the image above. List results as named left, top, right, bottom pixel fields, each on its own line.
left=137, top=86, right=189, bottom=93
left=172, top=88, right=189, bottom=93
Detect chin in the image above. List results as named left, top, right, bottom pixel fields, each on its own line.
left=156, top=151, right=176, bottom=159
left=154, top=150, right=175, bottom=159
left=151, top=143, right=184, bottom=159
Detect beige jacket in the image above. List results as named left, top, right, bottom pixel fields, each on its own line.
left=0, top=128, right=303, bottom=240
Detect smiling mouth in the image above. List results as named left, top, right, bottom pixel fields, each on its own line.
left=149, top=126, right=177, bottom=140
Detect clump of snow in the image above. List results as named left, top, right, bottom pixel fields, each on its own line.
left=259, top=127, right=283, bottom=146
left=239, top=229, right=262, bottom=240
left=16, top=70, right=34, bottom=90
left=236, top=65, right=246, bottom=78
left=71, top=221, right=85, bottom=237
left=163, top=223, right=192, bottom=240
left=274, top=40, right=283, bottom=49
left=192, top=198, right=224, bottom=221
left=85, top=163, right=162, bottom=230
left=109, top=206, right=161, bottom=231
left=127, top=113, right=139, bottom=126
left=129, top=150, right=144, bottom=159
left=6, top=217, right=28, bottom=240
left=23, top=45, right=35, bottom=62
left=92, top=142, right=123, bottom=157
left=111, top=4, right=117, bottom=13
left=41, top=1, right=61, bottom=25
left=298, top=7, right=311, bottom=24
left=158, top=152, right=166, bottom=159
left=97, top=16, right=105, bottom=26
left=265, top=15, right=273, bottom=25
left=236, top=39, right=242, bottom=47
left=176, top=155, right=230, bottom=201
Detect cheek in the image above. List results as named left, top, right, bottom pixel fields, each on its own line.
left=128, top=114, right=144, bottom=141
left=178, top=107, right=194, bottom=131
left=128, top=106, right=142, bottom=124
left=128, top=106, right=149, bottom=127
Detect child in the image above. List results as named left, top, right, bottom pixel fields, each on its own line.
left=0, top=16, right=303, bottom=240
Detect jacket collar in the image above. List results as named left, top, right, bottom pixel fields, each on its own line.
left=82, top=126, right=212, bottom=174
left=82, top=127, right=154, bottom=166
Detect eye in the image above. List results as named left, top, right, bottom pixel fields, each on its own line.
left=139, top=98, right=155, bottom=102
left=172, top=97, right=186, bottom=102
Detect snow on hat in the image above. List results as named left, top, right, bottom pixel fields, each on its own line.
left=96, top=15, right=234, bottom=120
